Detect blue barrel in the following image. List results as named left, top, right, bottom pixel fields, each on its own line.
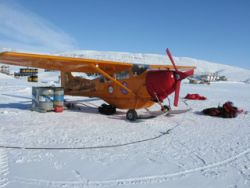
left=53, top=87, right=64, bottom=107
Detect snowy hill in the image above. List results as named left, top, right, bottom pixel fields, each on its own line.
left=61, top=50, right=250, bottom=82
left=2, top=50, right=250, bottom=82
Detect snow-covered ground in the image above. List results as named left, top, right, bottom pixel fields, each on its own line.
left=0, top=51, right=250, bottom=188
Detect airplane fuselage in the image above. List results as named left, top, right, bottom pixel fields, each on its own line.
left=62, top=68, right=177, bottom=109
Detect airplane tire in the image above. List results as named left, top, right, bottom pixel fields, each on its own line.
left=98, top=104, right=116, bottom=115
left=126, top=109, right=138, bottom=121
left=162, top=105, right=170, bottom=112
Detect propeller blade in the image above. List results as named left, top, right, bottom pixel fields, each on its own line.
left=166, top=48, right=178, bottom=72
left=166, top=48, right=195, bottom=107
left=174, top=80, right=181, bottom=106
left=179, top=69, right=194, bottom=80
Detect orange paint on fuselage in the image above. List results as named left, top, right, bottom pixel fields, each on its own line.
left=62, top=71, right=154, bottom=109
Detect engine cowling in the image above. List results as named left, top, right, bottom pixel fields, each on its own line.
left=146, top=70, right=175, bottom=102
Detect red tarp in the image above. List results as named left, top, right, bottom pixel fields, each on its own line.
left=185, top=93, right=207, bottom=100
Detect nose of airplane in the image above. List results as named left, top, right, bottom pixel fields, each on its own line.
left=145, top=70, right=176, bottom=102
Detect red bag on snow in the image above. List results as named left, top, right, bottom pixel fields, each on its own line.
left=185, top=93, right=207, bottom=100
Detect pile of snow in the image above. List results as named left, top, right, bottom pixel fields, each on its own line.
left=61, top=50, right=250, bottom=82
left=243, top=78, right=250, bottom=84
left=0, top=72, right=13, bottom=79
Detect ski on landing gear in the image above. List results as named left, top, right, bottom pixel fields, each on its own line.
left=65, top=100, right=191, bottom=122
left=125, top=105, right=170, bottom=121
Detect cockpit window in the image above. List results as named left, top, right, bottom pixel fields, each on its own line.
left=132, top=64, right=149, bottom=75
left=99, top=75, right=105, bottom=83
left=115, top=70, right=129, bottom=80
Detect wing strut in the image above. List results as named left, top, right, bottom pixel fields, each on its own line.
left=91, top=65, right=136, bottom=96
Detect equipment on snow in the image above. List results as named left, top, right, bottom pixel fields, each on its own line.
left=32, top=86, right=64, bottom=113
left=202, top=101, right=243, bottom=118
left=98, top=104, right=116, bottom=115
left=54, top=106, right=63, bottom=113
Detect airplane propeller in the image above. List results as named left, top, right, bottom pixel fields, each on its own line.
left=166, top=48, right=194, bottom=106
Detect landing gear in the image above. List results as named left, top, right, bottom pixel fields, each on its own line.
left=161, top=105, right=170, bottom=112
left=126, top=109, right=138, bottom=121
left=98, top=104, right=116, bottom=115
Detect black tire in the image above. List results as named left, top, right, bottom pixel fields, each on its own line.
left=98, top=104, right=116, bottom=115
left=126, top=109, right=138, bottom=121
left=162, top=105, right=170, bottom=112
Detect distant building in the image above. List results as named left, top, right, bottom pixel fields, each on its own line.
left=189, top=72, right=227, bottom=84
left=14, top=68, right=38, bottom=82
left=0, top=65, right=10, bottom=75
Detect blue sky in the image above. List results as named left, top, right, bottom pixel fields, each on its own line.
left=0, top=0, right=249, bottom=68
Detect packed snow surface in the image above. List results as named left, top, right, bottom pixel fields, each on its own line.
left=0, top=50, right=250, bottom=188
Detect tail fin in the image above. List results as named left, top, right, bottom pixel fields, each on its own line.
left=60, top=72, right=96, bottom=95
left=60, top=71, right=73, bottom=89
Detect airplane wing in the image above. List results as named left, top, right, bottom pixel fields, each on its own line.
left=0, top=51, right=195, bottom=74
left=0, top=51, right=132, bottom=74
left=149, top=64, right=195, bottom=72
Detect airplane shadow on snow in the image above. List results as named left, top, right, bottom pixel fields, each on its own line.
left=0, top=95, right=126, bottom=117
left=0, top=94, right=31, bottom=110
left=0, top=101, right=31, bottom=110
left=1, top=94, right=31, bottom=100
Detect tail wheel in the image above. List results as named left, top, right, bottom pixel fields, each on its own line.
left=126, top=109, right=138, bottom=121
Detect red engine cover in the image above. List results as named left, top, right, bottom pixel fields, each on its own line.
left=146, top=70, right=175, bottom=102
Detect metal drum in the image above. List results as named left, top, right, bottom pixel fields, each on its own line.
left=32, top=87, right=54, bottom=112
left=53, top=87, right=64, bottom=108
left=28, top=75, right=38, bottom=82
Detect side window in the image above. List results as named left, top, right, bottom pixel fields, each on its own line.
left=99, top=75, right=111, bottom=83
left=99, top=75, right=105, bottom=83
left=132, top=64, right=149, bottom=75
left=115, top=70, right=129, bottom=80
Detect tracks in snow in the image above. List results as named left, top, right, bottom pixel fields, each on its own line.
left=14, top=147, right=250, bottom=187
left=0, top=149, right=9, bottom=188
left=0, top=128, right=172, bottom=150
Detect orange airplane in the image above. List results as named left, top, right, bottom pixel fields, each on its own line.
left=0, top=48, right=195, bottom=121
